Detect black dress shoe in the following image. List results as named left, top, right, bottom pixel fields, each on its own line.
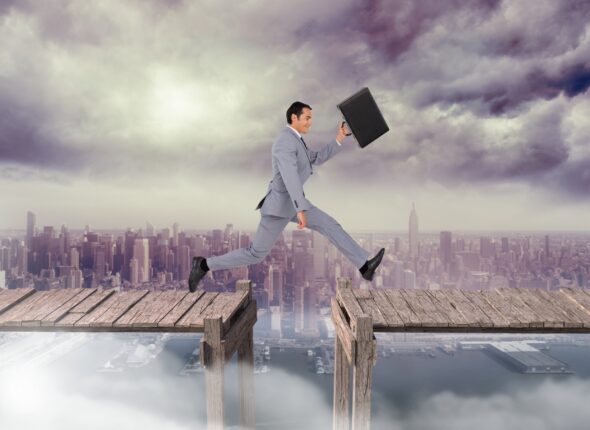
left=188, top=256, right=208, bottom=293
left=361, top=248, right=385, bottom=281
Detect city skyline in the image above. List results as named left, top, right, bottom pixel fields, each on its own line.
left=1, top=1, right=590, bottom=231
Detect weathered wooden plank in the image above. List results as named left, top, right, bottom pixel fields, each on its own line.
left=20, top=289, right=86, bottom=326
left=0, top=289, right=64, bottom=327
left=74, top=290, right=149, bottom=327
left=55, top=289, right=116, bottom=326
left=534, top=289, right=590, bottom=328
left=425, top=290, right=471, bottom=327
left=351, top=289, right=387, bottom=328
left=399, top=289, right=449, bottom=327
left=460, top=290, right=511, bottom=328
left=560, top=288, right=590, bottom=314
left=480, top=289, right=529, bottom=328
left=224, top=300, right=257, bottom=361
left=337, top=287, right=365, bottom=322
left=176, top=292, right=219, bottom=328
left=0, top=288, right=36, bottom=316
left=202, top=317, right=225, bottom=430
left=441, top=289, right=495, bottom=327
left=371, top=289, right=404, bottom=328
left=509, top=288, right=567, bottom=328
left=333, top=332, right=350, bottom=430
left=351, top=315, right=374, bottom=430
left=381, top=289, right=422, bottom=326
left=41, top=288, right=98, bottom=326
left=158, top=290, right=205, bottom=328
left=495, top=288, right=544, bottom=328
left=219, top=290, right=249, bottom=331
left=113, top=291, right=189, bottom=328
left=330, top=297, right=356, bottom=364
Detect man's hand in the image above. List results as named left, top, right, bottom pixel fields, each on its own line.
left=297, top=211, right=307, bottom=229
left=336, top=121, right=351, bottom=143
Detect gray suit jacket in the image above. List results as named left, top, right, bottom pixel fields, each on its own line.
left=255, top=126, right=344, bottom=218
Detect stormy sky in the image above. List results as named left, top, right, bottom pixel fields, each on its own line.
left=1, top=0, right=589, bottom=231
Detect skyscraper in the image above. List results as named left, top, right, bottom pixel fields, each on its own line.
left=409, top=203, right=418, bottom=257
left=404, top=269, right=416, bottom=289
left=172, top=222, right=179, bottom=247
left=129, top=258, right=139, bottom=286
left=146, top=222, right=155, bottom=237
left=440, top=231, right=452, bottom=272
left=26, top=211, right=36, bottom=248
left=133, top=238, right=150, bottom=283
left=312, top=230, right=327, bottom=280
left=268, top=264, right=284, bottom=311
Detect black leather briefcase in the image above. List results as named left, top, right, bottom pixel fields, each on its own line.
left=337, top=87, right=389, bottom=148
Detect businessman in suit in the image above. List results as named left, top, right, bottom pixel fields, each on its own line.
left=189, top=101, right=385, bottom=292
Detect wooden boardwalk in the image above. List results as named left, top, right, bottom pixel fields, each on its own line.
left=0, top=286, right=251, bottom=332
left=331, top=280, right=590, bottom=430
left=0, top=282, right=257, bottom=430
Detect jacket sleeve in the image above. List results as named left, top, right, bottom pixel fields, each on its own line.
left=273, top=138, right=312, bottom=212
left=308, top=139, right=345, bottom=166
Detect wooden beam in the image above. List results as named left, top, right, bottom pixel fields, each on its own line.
left=238, top=328, right=255, bottom=429
left=202, top=316, right=225, bottom=430
left=351, top=314, right=374, bottom=430
left=223, top=300, right=257, bottom=362
left=333, top=331, right=350, bottom=430
left=0, top=288, right=36, bottom=316
left=331, top=297, right=356, bottom=364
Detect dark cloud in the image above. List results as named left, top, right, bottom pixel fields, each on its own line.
left=0, top=0, right=589, bottom=204
left=353, top=0, right=501, bottom=62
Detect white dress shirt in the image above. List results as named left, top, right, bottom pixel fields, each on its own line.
left=286, top=125, right=342, bottom=146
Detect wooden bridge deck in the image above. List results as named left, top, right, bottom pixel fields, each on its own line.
left=0, top=287, right=249, bottom=332
left=335, top=286, right=590, bottom=332
left=0, top=282, right=257, bottom=430
left=331, top=282, right=590, bottom=430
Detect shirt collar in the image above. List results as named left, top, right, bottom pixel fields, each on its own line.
left=286, top=125, right=302, bottom=140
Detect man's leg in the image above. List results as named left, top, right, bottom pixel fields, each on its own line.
left=290, top=207, right=370, bottom=269
left=206, top=214, right=291, bottom=271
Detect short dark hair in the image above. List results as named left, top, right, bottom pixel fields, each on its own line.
left=286, top=101, right=312, bottom=124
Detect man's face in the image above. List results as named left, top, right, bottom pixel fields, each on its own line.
left=291, top=108, right=312, bottom=134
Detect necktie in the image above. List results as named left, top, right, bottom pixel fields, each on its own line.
left=300, top=137, right=309, bottom=150
left=300, top=137, right=313, bottom=174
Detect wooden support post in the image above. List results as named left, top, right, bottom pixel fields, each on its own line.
left=351, top=314, right=374, bottom=430
left=202, top=316, right=224, bottom=430
left=236, top=280, right=255, bottom=429
left=333, top=331, right=351, bottom=430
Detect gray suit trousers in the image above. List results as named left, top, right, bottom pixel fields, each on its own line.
left=206, top=206, right=370, bottom=271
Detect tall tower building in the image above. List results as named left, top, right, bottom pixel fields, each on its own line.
left=129, top=258, right=139, bottom=286
left=440, top=231, right=453, bottom=272
left=146, top=222, right=155, bottom=237
left=268, top=264, right=284, bottom=311
left=133, top=238, right=150, bottom=283
left=404, top=269, right=416, bottom=289
left=409, top=203, right=418, bottom=257
left=123, top=230, right=138, bottom=281
left=179, top=245, right=190, bottom=281
left=26, top=211, right=36, bottom=248
left=312, top=231, right=327, bottom=280
left=70, top=247, right=80, bottom=269
left=172, top=222, right=179, bottom=247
